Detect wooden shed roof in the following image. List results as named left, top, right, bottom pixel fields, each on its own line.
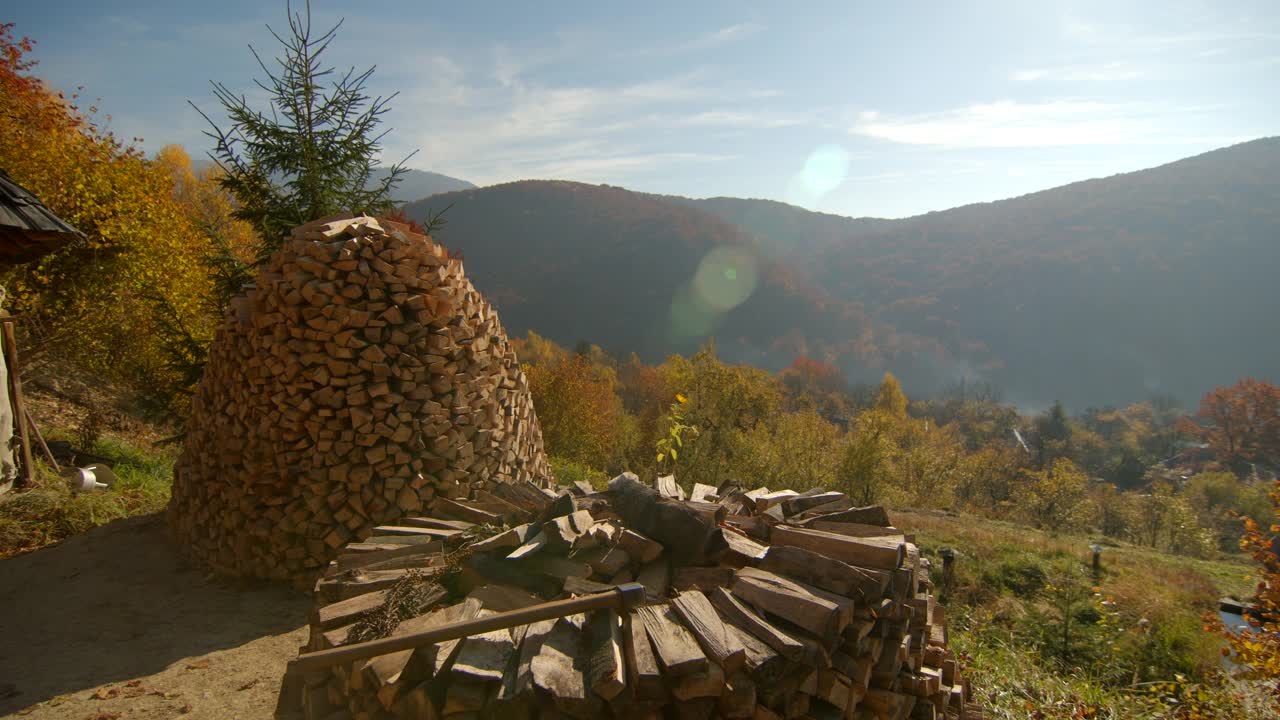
left=0, top=168, right=84, bottom=264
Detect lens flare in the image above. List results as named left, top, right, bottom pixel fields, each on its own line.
left=693, top=246, right=758, bottom=312
left=785, top=144, right=851, bottom=207
left=800, top=144, right=850, bottom=196
left=668, top=247, right=760, bottom=340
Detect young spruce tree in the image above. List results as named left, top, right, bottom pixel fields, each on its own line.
left=149, top=1, right=412, bottom=404
left=193, top=0, right=411, bottom=274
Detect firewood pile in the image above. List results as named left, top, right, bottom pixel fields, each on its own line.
left=168, top=216, right=552, bottom=585
left=279, top=473, right=980, bottom=720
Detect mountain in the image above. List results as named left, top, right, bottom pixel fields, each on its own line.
left=370, top=167, right=475, bottom=204
left=671, top=195, right=897, bottom=261
left=404, top=138, right=1280, bottom=408
left=792, top=137, right=1280, bottom=408
left=402, top=181, right=913, bottom=372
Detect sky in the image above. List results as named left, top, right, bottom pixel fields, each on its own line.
left=8, top=0, right=1278, bottom=218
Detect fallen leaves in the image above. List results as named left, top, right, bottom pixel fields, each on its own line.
left=185, top=659, right=211, bottom=670
left=237, top=678, right=259, bottom=691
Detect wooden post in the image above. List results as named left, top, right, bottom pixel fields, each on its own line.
left=2, top=319, right=32, bottom=488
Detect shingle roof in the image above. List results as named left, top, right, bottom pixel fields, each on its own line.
left=0, top=168, right=84, bottom=264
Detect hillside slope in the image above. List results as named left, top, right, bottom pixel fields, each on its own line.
left=409, top=139, right=1280, bottom=407
left=369, top=167, right=475, bottom=204
left=791, top=137, right=1280, bottom=406
left=403, top=181, right=926, bottom=373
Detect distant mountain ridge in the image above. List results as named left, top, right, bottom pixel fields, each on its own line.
left=404, top=138, right=1280, bottom=408
left=370, top=167, right=474, bottom=204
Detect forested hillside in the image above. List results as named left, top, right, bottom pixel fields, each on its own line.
left=404, top=180, right=922, bottom=373
left=411, top=139, right=1280, bottom=408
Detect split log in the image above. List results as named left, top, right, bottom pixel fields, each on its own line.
left=608, top=473, right=726, bottom=564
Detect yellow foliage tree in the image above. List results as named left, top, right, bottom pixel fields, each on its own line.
left=0, top=25, right=213, bottom=396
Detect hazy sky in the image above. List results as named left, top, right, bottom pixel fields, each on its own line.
left=9, top=1, right=1278, bottom=217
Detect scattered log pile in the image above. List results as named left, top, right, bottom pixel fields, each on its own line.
left=168, top=216, right=553, bottom=585
left=280, top=474, right=981, bottom=720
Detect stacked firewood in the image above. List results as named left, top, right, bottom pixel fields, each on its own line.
left=168, top=216, right=552, bottom=585
left=281, top=474, right=981, bottom=720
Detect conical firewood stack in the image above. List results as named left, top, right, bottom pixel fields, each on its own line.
left=168, top=216, right=553, bottom=586
left=278, top=474, right=982, bottom=720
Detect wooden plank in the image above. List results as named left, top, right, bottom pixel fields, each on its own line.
left=330, top=547, right=432, bottom=580
left=723, top=623, right=789, bottom=688
left=636, top=603, right=708, bottom=677
left=399, top=517, right=476, bottom=531
left=467, top=523, right=533, bottom=554
left=623, top=610, right=667, bottom=702
left=671, top=589, right=747, bottom=674
left=576, top=545, right=631, bottom=576
left=586, top=609, right=626, bottom=700
left=563, top=576, right=615, bottom=596
left=690, top=483, right=719, bottom=503
left=759, top=545, right=891, bottom=601
left=614, top=529, right=663, bottom=564
left=752, top=490, right=798, bottom=511
left=506, top=529, right=549, bottom=560
left=672, top=566, right=735, bottom=593
left=780, top=491, right=848, bottom=517
left=314, top=589, right=389, bottom=630
left=653, top=474, right=685, bottom=500
left=435, top=497, right=502, bottom=524
left=797, top=505, right=891, bottom=527
left=497, top=618, right=556, bottom=702
left=530, top=614, right=598, bottom=715
left=636, top=557, right=670, bottom=602
left=371, top=525, right=463, bottom=539
left=719, top=672, right=757, bottom=718
left=362, top=599, right=464, bottom=707
left=428, top=597, right=485, bottom=676
left=467, top=583, right=543, bottom=612
left=708, top=587, right=811, bottom=665
left=807, top=520, right=902, bottom=539
left=769, top=525, right=904, bottom=571
left=719, top=528, right=768, bottom=566
left=730, top=568, right=850, bottom=638
left=670, top=656, right=725, bottom=700
left=452, top=617, right=518, bottom=682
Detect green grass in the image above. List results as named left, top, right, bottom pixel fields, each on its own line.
left=893, top=509, right=1273, bottom=719
left=0, top=433, right=175, bottom=557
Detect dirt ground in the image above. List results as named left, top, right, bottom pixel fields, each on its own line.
left=0, top=513, right=310, bottom=719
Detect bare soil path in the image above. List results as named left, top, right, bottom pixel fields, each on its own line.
left=0, top=513, right=308, bottom=719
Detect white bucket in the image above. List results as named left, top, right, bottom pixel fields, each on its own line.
left=66, top=463, right=116, bottom=493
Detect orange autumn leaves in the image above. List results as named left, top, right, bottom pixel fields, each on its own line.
left=0, top=24, right=250, bottom=395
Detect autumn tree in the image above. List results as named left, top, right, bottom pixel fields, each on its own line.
left=0, top=24, right=214, bottom=400
left=737, top=410, right=842, bottom=492
left=838, top=409, right=893, bottom=505
left=526, top=355, right=624, bottom=471
left=1016, top=457, right=1090, bottom=532
left=194, top=0, right=410, bottom=260
left=1033, top=400, right=1073, bottom=469
left=779, top=355, right=848, bottom=414
left=1207, top=479, right=1280, bottom=693
left=1183, top=378, right=1280, bottom=466
left=661, top=343, right=781, bottom=487
left=873, top=372, right=908, bottom=419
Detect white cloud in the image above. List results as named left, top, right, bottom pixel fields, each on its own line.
left=850, top=100, right=1231, bottom=148
left=620, top=22, right=766, bottom=58
left=678, top=110, right=805, bottom=129
left=1011, top=62, right=1145, bottom=83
